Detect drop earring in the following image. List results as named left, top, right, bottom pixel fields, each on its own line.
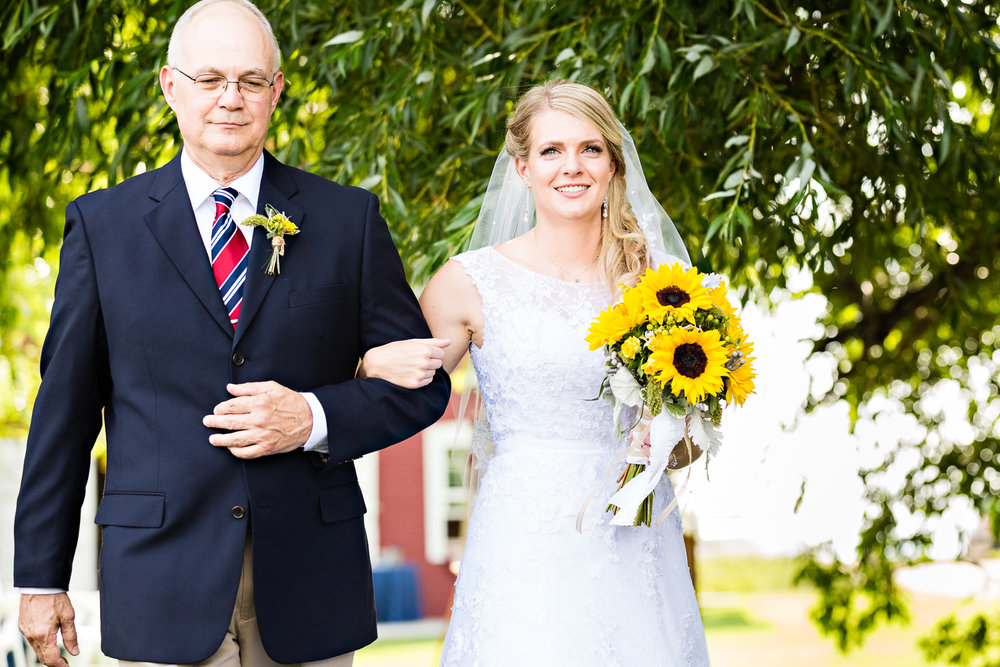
left=602, top=196, right=609, bottom=219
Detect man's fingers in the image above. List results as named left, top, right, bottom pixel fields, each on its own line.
left=38, top=644, right=69, bottom=667
left=430, top=338, right=452, bottom=349
left=227, top=442, right=271, bottom=459
left=211, top=398, right=253, bottom=416
left=226, top=381, right=273, bottom=397
left=204, top=413, right=260, bottom=432
left=59, top=617, right=79, bottom=656
left=209, top=427, right=268, bottom=448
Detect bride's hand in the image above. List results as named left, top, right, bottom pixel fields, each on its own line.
left=667, top=420, right=702, bottom=469
left=358, top=338, right=451, bottom=389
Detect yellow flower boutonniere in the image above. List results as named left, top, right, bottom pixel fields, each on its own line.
left=240, top=204, right=299, bottom=275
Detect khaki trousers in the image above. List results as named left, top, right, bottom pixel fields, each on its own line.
left=121, top=537, right=354, bottom=667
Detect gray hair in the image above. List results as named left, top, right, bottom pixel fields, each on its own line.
left=167, top=0, right=282, bottom=72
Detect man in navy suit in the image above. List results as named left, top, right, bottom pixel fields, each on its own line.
left=14, top=1, right=450, bottom=665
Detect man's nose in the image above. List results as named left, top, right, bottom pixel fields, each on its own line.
left=217, top=81, right=245, bottom=109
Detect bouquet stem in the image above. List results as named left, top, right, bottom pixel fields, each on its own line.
left=606, top=463, right=656, bottom=527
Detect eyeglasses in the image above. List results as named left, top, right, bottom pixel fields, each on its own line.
left=172, top=67, right=275, bottom=100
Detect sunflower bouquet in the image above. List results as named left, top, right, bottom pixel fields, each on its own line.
left=585, top=262, right=756, bottom=527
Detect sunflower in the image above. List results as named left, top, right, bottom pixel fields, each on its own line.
left=725, top=340, right=757, bottom=406
left=585, top=307, right=635, bottom=352
left=643, top=327, right=729, bottom=405
left=725, top=317, right=746, bottom=346
left=708, top=281, right=737, bottom=322
left=636, top=263, right=712, bottom=324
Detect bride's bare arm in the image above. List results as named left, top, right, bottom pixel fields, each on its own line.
left=359, top=259, right=482, bottom=387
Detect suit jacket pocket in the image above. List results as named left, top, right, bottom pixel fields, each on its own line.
left=95, top=492, right=166, bottom=528
left=319, top=483, right=367, bottom=524
left=289, top=283, right=348, bottom=308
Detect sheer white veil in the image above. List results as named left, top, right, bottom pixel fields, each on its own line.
left=460, top=121, right=690, bottom=492
left=467, top=121, right=690, bottom=265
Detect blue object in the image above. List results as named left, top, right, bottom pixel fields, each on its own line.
left=372, top=562, right=422, bottom=621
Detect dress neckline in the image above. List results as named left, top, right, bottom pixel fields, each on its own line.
left=486, top=246, right=608, bottom=289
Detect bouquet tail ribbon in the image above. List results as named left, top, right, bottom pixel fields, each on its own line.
left=607, top=412, right=684, bottom=526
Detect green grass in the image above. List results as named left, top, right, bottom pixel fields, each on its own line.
left=701, top=604, right=771, bottom=632
left=697, top=554, right=805, bottom=592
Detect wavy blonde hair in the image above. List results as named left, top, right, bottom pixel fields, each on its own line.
left=505, top=80, right=651, bottom=292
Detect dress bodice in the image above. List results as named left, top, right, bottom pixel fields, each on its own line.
left=455, top=247, right=616, bottom=451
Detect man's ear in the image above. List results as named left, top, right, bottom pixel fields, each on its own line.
left=160, top=66, right=178, bottom=109
left=269, top=71, right=285, bottom=113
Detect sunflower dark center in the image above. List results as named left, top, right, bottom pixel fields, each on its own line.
left=656, top=286, right=690, bottom=308
left=673, top=343, right=707, bottom=378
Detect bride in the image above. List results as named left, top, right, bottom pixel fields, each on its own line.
left=361, top=80, right=711, bottom=666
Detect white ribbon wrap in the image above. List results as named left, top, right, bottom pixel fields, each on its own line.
left=606, top=411, right=684, bottom=526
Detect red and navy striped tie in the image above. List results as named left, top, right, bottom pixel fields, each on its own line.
left=210, top=187, right=249, bottom=328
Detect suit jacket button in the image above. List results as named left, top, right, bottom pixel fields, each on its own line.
left=232, top=506, right=246, bottom=519
left=232, top=352, right=246, bottom=366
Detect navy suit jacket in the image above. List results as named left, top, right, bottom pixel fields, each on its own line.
left=14, top=152, right=450, bottom=663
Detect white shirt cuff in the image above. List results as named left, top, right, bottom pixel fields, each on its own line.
left=20, top=588, right=65, bottom=595
left=301, top=392, right=329, bottom=453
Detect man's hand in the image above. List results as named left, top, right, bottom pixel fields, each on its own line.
left=203, top=381, right=312, bottom=459
left=19, top=593, right=79, bottom=667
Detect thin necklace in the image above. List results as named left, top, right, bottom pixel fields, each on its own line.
left=533, top=230, right=598, bottom=283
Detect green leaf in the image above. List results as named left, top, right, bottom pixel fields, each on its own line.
left=663, top=401, right=686, bottom=418
left=692, top=55, right=715, bottom=80
left=704, top=212, right=730, bottom=245
left=724, top=134, right=751, bottom=149
left=874, top=1, right=893, bottom=38
left=74, top=96, right=89, bottom=133
left=702, top=189, right=737, bottom=202
left=931, top=62, right=952, bottom=89
left=723, top=170, right=744, bottom=189
left=324, top=30, right=364, bottom=47
left=421, top=0, right=437, bottom=24
left=639, top=46, right=656, bottom=76
left=784, top=27, right=801, bottom=54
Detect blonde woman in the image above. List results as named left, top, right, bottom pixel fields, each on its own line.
left=362, top=81, right=709, bottom=665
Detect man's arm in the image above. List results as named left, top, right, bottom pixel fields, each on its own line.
left=15, top=201, right=108, bottom=662
left=310, top=193, right=451, bottom=462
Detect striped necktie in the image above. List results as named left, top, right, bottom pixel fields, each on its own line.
left=210, top=187, right=249, bottom=328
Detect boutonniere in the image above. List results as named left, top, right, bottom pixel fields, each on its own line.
left=240, top=204, right=299, bottom=275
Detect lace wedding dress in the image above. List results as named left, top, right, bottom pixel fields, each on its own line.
left=440, top=247, right=710, bottom=667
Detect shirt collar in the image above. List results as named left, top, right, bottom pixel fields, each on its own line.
left=180, top=149, right=265, bottom=212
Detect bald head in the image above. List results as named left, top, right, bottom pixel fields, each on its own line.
left=168, top=0, right=281, bottom=73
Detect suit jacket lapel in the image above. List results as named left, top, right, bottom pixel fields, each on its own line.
left=144, top=156, right=235, bottom=337
left=234, top=152, right=303, bottom=344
